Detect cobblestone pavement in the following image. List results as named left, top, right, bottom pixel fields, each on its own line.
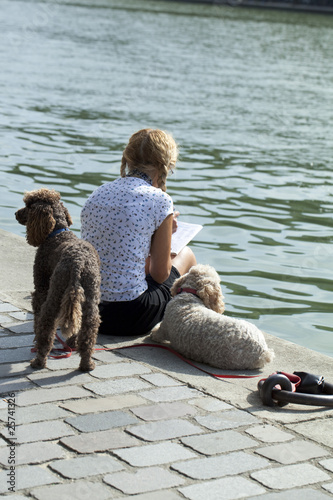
left=1, top=297, right=333, bottom=500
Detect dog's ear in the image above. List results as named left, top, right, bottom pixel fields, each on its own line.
left=170, top=272, right=189, bottom=297
left=26, top=203, right=56, bottom=247
left=62, top=204, right=73, bottom=227
left=197, top=279, right=225, bottom=314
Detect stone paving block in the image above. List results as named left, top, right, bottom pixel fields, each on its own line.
left=90, top=361, right=151, bottom=379
left=0, top=376, right=35, bottom=394
left=0, top=464, right=61, bottom=494
left=104, top=466, right=186, bottom=494
left=0, top=334, right=34, bottom=348
left=195, top=408, right=258, bottom=430
left=49, top=454, right=124, bottom=479
left=245, top=424, right=293, bottom=443
left=6, top=321, right=34, bottom=334
left=188, top=396, right=232, bottom=412
left=0, top=303, right=20, bottom=313
left=139, top=386, right=200, bottom=402
left=140, top=373, right=183, bottom=387
left=8, top=311, right=34, bottom=321
left=114, top=442, right=197, bottom=467
left=92, top=349, right=124, bottom=363
left=0, top=398, right=8, bottom=409
left=27, top=369, right=94, bottom=388
left=172, top=450, right=269, bottom=480
left=1, top=419, right=75, bottom=443
left=0, top=361, right=34, bottom=379
left=320, top=458, right=333, bottom=473
left=0, top=347, right=33, bottom=364
left=287, top=420, right=333, bottom=449
left=249, top=488, right=333, bottom=499
left=84, top=377, right=151, bottom=396
left=181, top=429, right=258, bottom=455
left=45, top=353, right=83, bottom=370
left=15, top=385, right=92, bottom=406
left=179, top=476, right=265, bottom=500
left=1, top=496, right=30, bottom=500
left=32, top=480, right=113, bottom=500
left=122, top=492, right=182, bottom=500
left=0, top=440, right=67, bottom=466
left=322, top=483, right=333, bottom=494
left=251, top=463, right=331, bottom=490
left=60, top=393, right=146, bottom=414
left=255, top=439, right=329, bottom=464
left=130, top=401, right=197, bottom=421
left=0, top=314, right=14, bottom=324
left=65, top=409, right=138, bottom=432
left=128, top=418, right=204, bottom=442
left=0, top=402, right=70, bottom=425
left=61, top=428, right=141, bottom=453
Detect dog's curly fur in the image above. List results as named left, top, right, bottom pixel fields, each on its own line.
left=151, top=264, right=274, bottom=370
left=16, top=188, right=101, bottom=371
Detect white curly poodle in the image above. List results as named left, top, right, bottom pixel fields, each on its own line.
left=151, top=264, right=274, bottom=370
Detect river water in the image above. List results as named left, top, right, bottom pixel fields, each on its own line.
left=1, top=0, right=332, bottom=357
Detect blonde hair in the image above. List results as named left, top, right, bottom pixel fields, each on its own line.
left=120, top=129, right=178, bottom=192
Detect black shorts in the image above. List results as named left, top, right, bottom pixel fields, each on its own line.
left=98, top=266, right=181, bottom=336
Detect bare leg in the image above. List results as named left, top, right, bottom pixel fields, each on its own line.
left=171, top=246, right=196, bottom=276
left=151, top=321, right=169, bottom=343
left=145, top=245, right=196, bottom=279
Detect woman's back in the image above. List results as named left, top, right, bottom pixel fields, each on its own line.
left=81, top=176, right=173, bottom=301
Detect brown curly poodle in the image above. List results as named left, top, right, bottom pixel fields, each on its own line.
left=16, top=188, right=101, bottom=371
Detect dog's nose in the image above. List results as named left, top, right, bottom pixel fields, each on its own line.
left=15, top=208, right=28, bottom=225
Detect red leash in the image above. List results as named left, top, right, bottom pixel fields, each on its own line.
left=31, top=333, right=259, bottom=380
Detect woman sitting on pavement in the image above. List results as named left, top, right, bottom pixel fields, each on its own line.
left=81, top=128, right=196, bottom=336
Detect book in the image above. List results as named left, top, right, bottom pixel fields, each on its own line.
left=171, top=221, right=203, bottom=255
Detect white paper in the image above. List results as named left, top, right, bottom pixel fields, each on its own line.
left=171, top=221, right=203, bottom=255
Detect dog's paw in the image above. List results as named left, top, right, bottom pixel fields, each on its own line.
left=150, top=322, right=161, bottom=334
left=150, top=322, right=165, bottom=342
left=79, top=359, right=95, bottom=372
left=30, top=357, right=46, bottom=369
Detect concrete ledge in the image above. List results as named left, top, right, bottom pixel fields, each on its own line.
left=0, top=229, right=35, bottom=309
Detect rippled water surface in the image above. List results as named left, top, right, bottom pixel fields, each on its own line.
left=1, top=0, right=332, bottom=356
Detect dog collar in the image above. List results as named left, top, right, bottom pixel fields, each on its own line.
left=47, top=228, right=70, bottom=239
left=176, top=287, right=198, bottom=296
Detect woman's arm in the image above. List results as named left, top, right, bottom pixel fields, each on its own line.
left=148, top=213, right=173, bottom=284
